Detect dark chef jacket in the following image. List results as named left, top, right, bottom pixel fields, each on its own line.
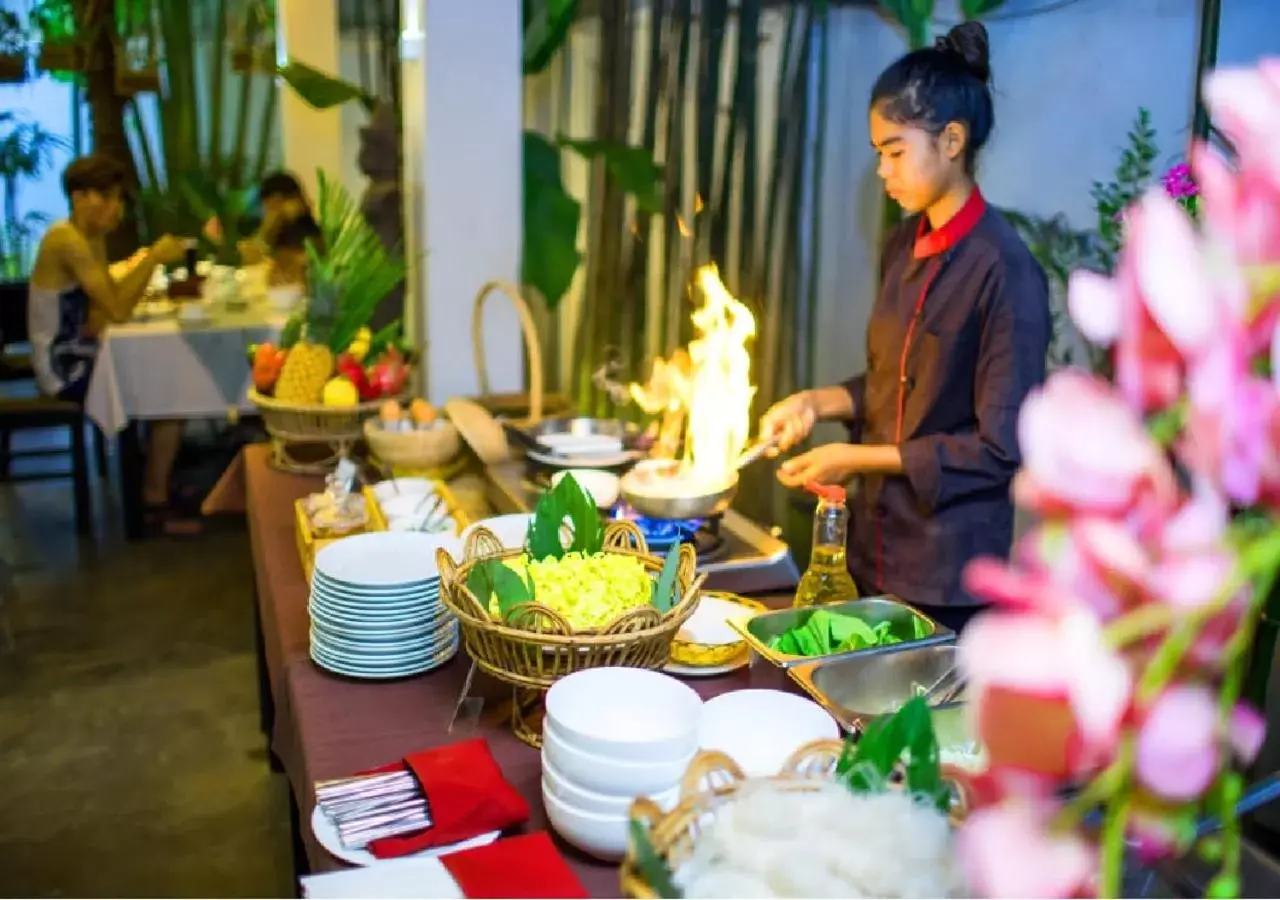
left=841, top=189, right=1051, bottom=610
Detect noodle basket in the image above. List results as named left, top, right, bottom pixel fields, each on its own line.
left=435, top=521, right=701, bottom=746
left=619, top=740, right=972, bottom=899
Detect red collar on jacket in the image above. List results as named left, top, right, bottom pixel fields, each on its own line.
left=914, top=187, right=987, bottom=259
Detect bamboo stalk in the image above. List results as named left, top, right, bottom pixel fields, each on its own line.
left=659, top=0, right=692, bottom=360
left=712, top=0, right=758, bottom=281
left=693, top=0, right=728, bottom=271
left=736, top=0, right=761, bottom=302
left=208, top=0, right=228, bottom=181
left=354, top=0, right=372, bottom=96
left=229, top=8, right=259, bottom=187
left=802, top=2, right=829, bottom=392
left=777, top=7, right=813, bottom=407
left=252, top=74, right=279, bottom=183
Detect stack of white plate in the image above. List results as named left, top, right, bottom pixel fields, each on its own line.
left=309, top=531, right=462, bottom=680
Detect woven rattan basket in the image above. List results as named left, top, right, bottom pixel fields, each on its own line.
left=620, top=740, right=973, bottom=898
left=436, top=521, right=701, bottom=747
left=363, top=418, right=462, bottom=470
left=249, top=388, right=386, bottom=474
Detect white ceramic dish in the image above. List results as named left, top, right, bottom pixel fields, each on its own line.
left=541, top=720, right=696, bottom=796
left=698, top=689, right=840, bottom=777
left=378, top=493, right=445, bottom=521
left=544, top=667, right=703, bottom=762
left=313, top=532, right=460, bottom=587
left=309, top=804, right=499, bottom=868
left=541, top=756, right=680, bottom=817
left=460, top=514, right=536, bottom=552
left=663, top=649, right=751, bottom=678
left=541, top=785, right=629, bottom=863
left=371, top=478, right=438, bottom=504
left=525, top=447, right=641, bottom=470
left=550, top=469, right=621, bottom=508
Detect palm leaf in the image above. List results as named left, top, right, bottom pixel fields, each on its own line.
left=306, top=169, right=406, bottom=354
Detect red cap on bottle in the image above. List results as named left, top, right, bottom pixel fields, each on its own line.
left=805, top=481, right=846, bottom=504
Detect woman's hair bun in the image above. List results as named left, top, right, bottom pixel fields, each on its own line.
left=935, top=21, right=991, bottom=84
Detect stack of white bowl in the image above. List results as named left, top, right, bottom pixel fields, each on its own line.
left=541, top=668, right=703, bottom=862
left=371, top=478, right=459, bottom=534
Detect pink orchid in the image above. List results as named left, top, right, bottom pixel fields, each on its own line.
left=957, top=798, right=1096, bottom=899
left=960, top=608, right=1131, bottom=778
left=1134, top=686, right=1265, bottom=804
left=1128, top=794, right=1199, bottom=863
left=1069, top=190, right=1222, bottom=413
left=1013, top=370, right=1176, bottom=530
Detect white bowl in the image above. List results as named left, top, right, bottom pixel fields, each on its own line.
left=370, top=478, right=437, bottom=505
left=550, top=469, right=620, bottom=509
left=267, top=284, right=304, bottom=312
left=542, top=786, right=630, bottom=862
left=542, top=755, right=680, bottom=817
left=460, top=514, right=535, bottom=552
left=379, top=493, right=443, bottom=521
left=542, top=720, right=696, bottom=796
left=545, top=667, right=702, bottom=762
left=698, top=690, right=840, bottom=777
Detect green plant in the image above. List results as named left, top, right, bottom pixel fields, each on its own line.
left=0, top=112, right=69, bottom=279
left=0, top=11, right=28, bottom=56
left=1091, top=107, right=1159, bottom=273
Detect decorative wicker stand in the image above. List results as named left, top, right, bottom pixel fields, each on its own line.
left=436, top=521, right=701, bottom=747
left=248, top=388, right=386, bottom=474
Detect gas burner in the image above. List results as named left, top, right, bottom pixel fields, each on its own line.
left=611, top=504, right=728, bottom=563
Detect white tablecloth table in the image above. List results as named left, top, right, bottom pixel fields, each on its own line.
left=85, top=305, right=285, bottom=436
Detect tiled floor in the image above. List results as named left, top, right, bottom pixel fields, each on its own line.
left=0, top=422, right=294, bottom=897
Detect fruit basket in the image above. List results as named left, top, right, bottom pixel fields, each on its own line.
left=250, top=388, right=388, bottom=473
left=435, top=521, right=702, bottom=747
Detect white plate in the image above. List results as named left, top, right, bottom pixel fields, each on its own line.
left=525, top=447, right=642, bottom=470
left=309, top=803, right=500, bottom=869
left=307, top=605, right=447, bottom=636
left=309, top=582, right=441, bottom=610
left=311, top=625, right=457, bottom=657
left=312, top=569, right=441, bottom=595
left=311, top=640, right=458, bottom=679
left=314, top=532, right=461, bottom=587
left=678, top=595, right=753, bottom=646
left=664, top=650, right=751, bottom=678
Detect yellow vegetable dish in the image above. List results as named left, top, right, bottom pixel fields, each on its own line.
left=492, top=552, right=653, bottom=630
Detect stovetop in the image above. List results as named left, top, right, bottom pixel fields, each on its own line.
left=483, top=461, right=800, bottom=595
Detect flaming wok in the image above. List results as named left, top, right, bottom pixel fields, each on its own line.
left=619, top=459, right=739, bottom=521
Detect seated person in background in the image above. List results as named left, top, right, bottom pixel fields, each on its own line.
left=28, top=154, right=200, bottom=537
left=266, top=211, right=322, bottom=288
left=204, top=170, right=311, bottom=265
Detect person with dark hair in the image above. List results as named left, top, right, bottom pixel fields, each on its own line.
left=203, top=169, right=312, bottom=264
left=29, top=153, right=195, bottom=536
left=759, top=22, right=1051, bottom=634
left=265, top=208, right=322, bottom=288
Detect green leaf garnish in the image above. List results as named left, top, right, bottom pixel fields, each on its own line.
left=835, top=696, right=950, bottom=813
left=766, top=609, right=912, bottom=657
left=628, top=819, right=682, bottom=899
left=466, top=559, right=534, bottom=621
left=527, top=473, right=604, bottom=561
left=650, top=544, right=682, bottom=613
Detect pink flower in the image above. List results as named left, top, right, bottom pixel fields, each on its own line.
left=1135, top=687, right=1266, bottom=803
left=957, top=798, right=1096, bottom=899
left=960, top=608, right=1131, bottom=778
left=1013, top=370, right=1176, bottom=529
left=1135, top=684, right=1221, bottom=801
left=1070, top=191, right=1221, bottom=413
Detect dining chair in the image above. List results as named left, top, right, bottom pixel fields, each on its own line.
left=0, top=282, right=97, bottom=537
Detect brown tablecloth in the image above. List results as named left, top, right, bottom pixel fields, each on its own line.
left=241, top=442, right=790, bottom=896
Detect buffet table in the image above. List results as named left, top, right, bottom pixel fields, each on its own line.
left=241, top=443, right=790, bottom=894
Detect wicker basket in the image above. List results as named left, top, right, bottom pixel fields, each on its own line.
left=472, top=281, right=548, bottom=429
left=364, top=418, right=462, bottom=470
left=436, top=521, right=701, bottom=746
left=620, top=741, right=973, bottom=899
left=248, top=388, right=387, bottom=474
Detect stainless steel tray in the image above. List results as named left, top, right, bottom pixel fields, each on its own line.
left=727, top=596, right=953, bottom=669
left=787, top=641, right=965, bottom=733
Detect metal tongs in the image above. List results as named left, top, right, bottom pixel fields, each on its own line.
left=919, top=665, right=967, bottom=706
left=736, top=436, right=780, bottom=471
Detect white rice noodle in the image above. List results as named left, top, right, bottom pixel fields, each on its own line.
left=675, top=780, right=964, bottom=899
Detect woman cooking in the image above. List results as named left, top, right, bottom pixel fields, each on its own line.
left=760, top=22, right=1051, bottom=635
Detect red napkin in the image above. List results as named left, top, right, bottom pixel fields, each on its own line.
left=366, top=737, right=530, bottom=859
left=440, top=831, right=589, bottom=899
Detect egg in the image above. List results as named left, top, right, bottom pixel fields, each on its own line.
left=379, top=400, right=403, bottom=425
left=409, top=398, right=438, bottom=427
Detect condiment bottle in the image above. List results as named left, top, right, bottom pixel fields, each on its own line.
left=793, top=481, right=860, bottom=608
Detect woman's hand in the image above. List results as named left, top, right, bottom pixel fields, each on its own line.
left=777, top=443, right=903, bottom=487
left=759, top=391, right=819, bottom=452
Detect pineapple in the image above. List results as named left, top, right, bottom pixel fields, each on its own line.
left=269, top=171, right=407, bottom=404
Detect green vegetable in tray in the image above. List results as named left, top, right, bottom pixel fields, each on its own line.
left=766, top=609, right=928, bottom=657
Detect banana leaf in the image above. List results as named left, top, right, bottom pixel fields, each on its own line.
left=278, top=60, right=376, bottom=113
left=558, top=137, right=664, bottom=214
left=522, top=0, right=578, bottom=76
left=524, top=131, right=582, bottom=310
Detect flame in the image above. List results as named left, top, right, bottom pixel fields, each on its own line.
left=627, top=264, right=756, bottom=483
